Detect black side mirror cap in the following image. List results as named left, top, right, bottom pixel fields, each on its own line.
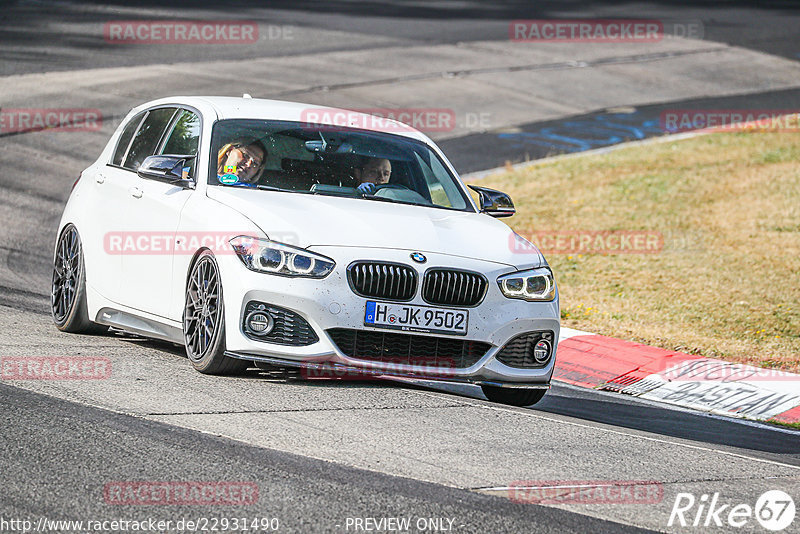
left=137, top=155, right=196, bottom=189
left=467, top=184, right=515, bottom=218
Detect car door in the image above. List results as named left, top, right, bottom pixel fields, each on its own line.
left=117, top=107, right=200, bottom=318
left=81, top=110, right=147, bottom=304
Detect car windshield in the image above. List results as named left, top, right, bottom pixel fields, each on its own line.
left=209, top=119, right=473, bottom=211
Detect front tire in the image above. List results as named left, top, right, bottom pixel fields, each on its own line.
left=481, top=385, right=547, bottom=407
left=183, top=251, right=248, bottom=375
left=51, top=224, right=105, bottom=334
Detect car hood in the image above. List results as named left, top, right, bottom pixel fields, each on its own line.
left=206, top=187, right=545, bottom=269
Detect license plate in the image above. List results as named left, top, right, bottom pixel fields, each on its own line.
left=364, top=301, right=468, bottom=336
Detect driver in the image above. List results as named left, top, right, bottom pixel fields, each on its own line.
left=353, top=157, right=392, bottom=194
left=216, top=139, right=267, bottom=187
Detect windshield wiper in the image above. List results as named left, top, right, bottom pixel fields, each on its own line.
left=255, top=184, right=292, bottom=192
left=255, top=184, right=313, bottom=195
left=360, top=194, right=428, bottom=207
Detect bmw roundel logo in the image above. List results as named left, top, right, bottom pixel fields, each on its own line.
left=411, top=252, right=427, bottom=263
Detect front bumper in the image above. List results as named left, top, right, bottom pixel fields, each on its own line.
left=218, top=246, right=560, bottom=385
left=224, top=351, right=552, bottom=389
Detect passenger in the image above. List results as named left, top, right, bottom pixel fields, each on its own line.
left=353, top=157, right=392, bottom=194
left=216, top=139, right=267, bottom=186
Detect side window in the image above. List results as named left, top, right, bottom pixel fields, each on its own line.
left=162, top=110, right=200, bottom=155
left=161, top=110, right=201, bottom=176
left=122, top=107, right=178, bottom=171
left=413, top=151, right=467, bottom=209
left=112, top=112, right=145, bottom=166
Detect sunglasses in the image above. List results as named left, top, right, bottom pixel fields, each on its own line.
left=232, top=145, right=264, bottom=167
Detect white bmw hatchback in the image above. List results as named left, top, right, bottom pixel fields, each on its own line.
left=53, top=96, right=559, bottom=406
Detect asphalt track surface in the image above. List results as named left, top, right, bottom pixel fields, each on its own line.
left=3, top=0, right=800, bottom=76
left=1, top=384, right=650, bottom=534
left=445, top=86, right=800, bottom=173
left=4, top=0, right=800, bottom=172
left=1, top=1, right=800, bottom=533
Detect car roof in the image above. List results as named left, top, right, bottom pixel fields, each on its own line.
left=135, top=96, right=431, bottom=143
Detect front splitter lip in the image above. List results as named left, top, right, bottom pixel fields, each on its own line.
left=225, top=351, right=551, bottom=390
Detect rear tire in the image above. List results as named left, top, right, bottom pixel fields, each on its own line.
left=51, top=224, right=106, bottom=334
left=183, top=251, right=248, bottom=375
left=481, top=385, right=547, bottom=407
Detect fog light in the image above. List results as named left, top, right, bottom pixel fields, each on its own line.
left=245, top=310, right=274, bottom=336
left=533, top=339, right=551, bottom=363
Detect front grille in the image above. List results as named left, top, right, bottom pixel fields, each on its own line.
left=327, top=328, right=491, bottom=369
left=422, top=269, right=487, bottom=307
left=348, top=262, right=417, bottom=301
left=242, top=301, right=318, bottom=346
left=495, top=331, right=555, bottom=368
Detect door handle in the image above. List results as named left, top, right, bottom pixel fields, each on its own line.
left=129, top=186, right=143, bottom=199
left=96, top=174, right=105, bottom=184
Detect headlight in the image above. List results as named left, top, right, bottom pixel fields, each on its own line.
left=497, top=267, right=556, bottom=301
left=229, top=236, right=335, bottom=278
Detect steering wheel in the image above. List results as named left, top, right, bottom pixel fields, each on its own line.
left=372, top=183, right=429, bottom=204
left=374, top=183, right=410, bottom=192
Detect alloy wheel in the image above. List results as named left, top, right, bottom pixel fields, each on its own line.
left=52, top=226, right=81, bottom=324
left=184, top=256, right=222, bottom=360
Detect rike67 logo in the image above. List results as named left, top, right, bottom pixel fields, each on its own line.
left=669, top=490, right=795, bottom=531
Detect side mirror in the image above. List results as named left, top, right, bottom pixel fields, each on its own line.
left=467, top=184, right=515, bottom=218
left=137, top=155, right=196, bottom=189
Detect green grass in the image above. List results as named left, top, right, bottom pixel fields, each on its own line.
left=768, top=420, right=800, bottom=430
left=475, top=131, right=800, bottom=372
